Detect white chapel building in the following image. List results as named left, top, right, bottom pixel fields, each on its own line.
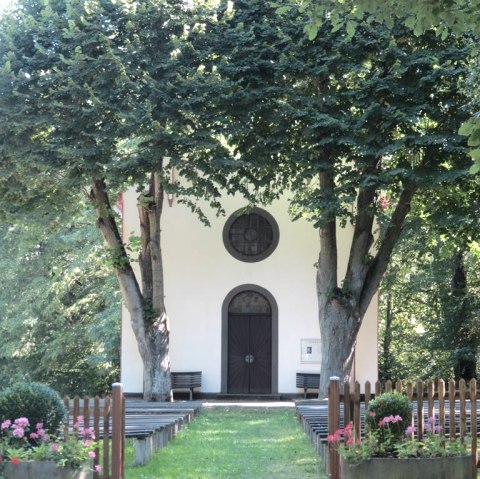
left=120, top=189, right=378, bottom=397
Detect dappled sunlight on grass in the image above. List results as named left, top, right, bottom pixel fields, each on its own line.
left=125, top=408, right=326, bottom=479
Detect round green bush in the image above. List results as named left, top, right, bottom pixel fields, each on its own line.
left=366, top=392, right=412, bottom=442
left=0, top=382, right=67, bottom=434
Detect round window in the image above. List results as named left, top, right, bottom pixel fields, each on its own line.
left=223, top=207, right=279, bottom=262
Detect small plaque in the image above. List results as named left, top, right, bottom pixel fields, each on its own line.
left=301, top=338, right=321, bottom=363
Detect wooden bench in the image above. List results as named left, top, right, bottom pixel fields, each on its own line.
left=296, top=372, right=320, bottom=398
left=171, top=371, right=202, bottom=400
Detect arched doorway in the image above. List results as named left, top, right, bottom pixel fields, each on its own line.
left=221, top=285, right=278, bottom=394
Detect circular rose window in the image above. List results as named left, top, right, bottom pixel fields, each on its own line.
left=223, top=207, right=279, bottom=262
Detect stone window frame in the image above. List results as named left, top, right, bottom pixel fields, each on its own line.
left=222, top=207, right=280, bottom=263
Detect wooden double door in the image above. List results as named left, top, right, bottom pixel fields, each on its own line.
left=227, top=292, right=272, bottom=394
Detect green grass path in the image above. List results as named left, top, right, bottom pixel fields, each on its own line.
left=124, top=407, right=326, bottom=479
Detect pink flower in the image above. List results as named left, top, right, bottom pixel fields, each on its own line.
left=36, top=422, right=44, bottom=430
left=378, top=193, right=390, bottom=209
left=344, top=423, right=353, bottom=439
left=36, top=429, right=46, bottom=437
left=29, top=432, right=39, bottom=439
left=50, top=443, right=59, bottom=452
left=368, top=411, right=376, bottom=418
left=83, top=439, right=91, bottom=447
left=14, top=417, right=29, bottom=428
left=10, top=457, right=20, bottom=465
left=94, top=465, right=102, bottom=473
left=405, top=426, right=416, bottom=436
left=394, top=415, right=402, bottom=423
left=42, top=434, right=49, bottom=442
left=1, top=420, right=11, bottom=430
left=12, top=427, right=25, bottom=438
left=77, top=416, right=84, bottom=425
left=88, top=451, right=96, bottom=459
left=346, top=438, right=355, bottom=446
left=327, top=428, right=342, bottom=443
left=81, top=428, right=95, bottom=440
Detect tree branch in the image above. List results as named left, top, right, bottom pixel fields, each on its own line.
left=359, top=183, right=418, bottom=317
left=344, top=185, right=376, bottom=298
left=317, top=169, right=338, bottom=295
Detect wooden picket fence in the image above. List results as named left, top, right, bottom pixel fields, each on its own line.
left=328, top=378, right=479, bottom=479
left=64, top=383, right=125, bottom=479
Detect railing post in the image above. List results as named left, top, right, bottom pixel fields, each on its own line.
left=470, top=379, right=477, bottom=474
left=328, top=377, right=340, bottom=479
left=111, top=383, right=124, bottom=479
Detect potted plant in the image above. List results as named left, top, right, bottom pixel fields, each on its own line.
left=0, top=415, right=101, bottom=479
left=0, top=383, right=101, bottom=479
left=328, top=392, right=473, bottom=479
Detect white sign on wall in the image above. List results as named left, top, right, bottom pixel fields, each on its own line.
left=300, top=338, right=321, bottom=363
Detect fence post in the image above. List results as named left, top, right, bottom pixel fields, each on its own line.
left=449, top=379, right=456, bottom=440
left=111, top=383, right=124, bottom=479
left=354, top=382, right=361, bottom=441
left=328, top=377, right=340, bottom=479
left=417, top=380, right=424, bottom=441
left=470, top=379, right=477, bottom=473
left=438, top=379, right=445, bottom=442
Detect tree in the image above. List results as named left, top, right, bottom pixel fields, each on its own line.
left=378, top=219, right=480, bottom=382
left=199, top=0, right=472, bottom=395
left=0, top=0, right=226, bottom=400
left=0, top=202, right=120, bottom=395
left=293, top=0, right=480, bottom=174
left=294, top=0, right=480, bottom=39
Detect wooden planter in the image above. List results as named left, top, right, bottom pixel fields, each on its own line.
left=0, top=461, right=93, bottom=479
left=340, top=455, right=474, bottom=479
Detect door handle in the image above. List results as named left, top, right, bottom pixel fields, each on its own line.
left=245, top=354, right=255, bottom=364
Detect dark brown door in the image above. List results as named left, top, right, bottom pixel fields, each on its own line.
left=227, top=292, right=272, bottom=394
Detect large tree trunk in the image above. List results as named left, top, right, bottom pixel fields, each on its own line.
left=91, top=175, right=171, bottom=401
left=137, top=170, right=172, bottom=401
left=450, top=251, right=477, bottom=381
left=316, top=165, right=417, bottom=397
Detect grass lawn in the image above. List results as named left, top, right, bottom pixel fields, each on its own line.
left=124, top=407, right=326, bottom=479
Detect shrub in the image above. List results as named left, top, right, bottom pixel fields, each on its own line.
left=366, top=392, right=412, bottom=444
left=0, top=382, right=67, bottom=433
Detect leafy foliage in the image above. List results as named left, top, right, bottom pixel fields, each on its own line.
left=293, top=0, right=480, bottom=172
left=193, top=0, right=473, bottom=391
left=0, top=382, right=67, bottom=434
left=0, top=200, right=120, bottom=395
left=366, top=392, right=412, bottom=442
left=0, top=0, right=230, bottom=400
left=379, top=213, right=480, bottom=382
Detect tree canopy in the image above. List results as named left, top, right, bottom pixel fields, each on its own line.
left=0, top=201, right=120, bottom=395
left=0, top=0, right=476, bottom=397
left=0, top=0, right=228, bottom=400
left=293, top=0, right=480, bottom=174
left=196, top=0, right=473, bottom=393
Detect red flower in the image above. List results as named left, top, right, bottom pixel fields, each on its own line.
left=344, top=423, right=353, bottom=439
left=10, top=457, right=21, bottom=465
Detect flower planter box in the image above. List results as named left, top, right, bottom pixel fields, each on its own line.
left=340, top=455, right=473, bottom=479
left=0, top=461, right=93, bottom=479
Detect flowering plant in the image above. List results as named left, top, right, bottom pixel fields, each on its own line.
left=328, top=392, right=470, bottom=464
left=0, top=415, right=101, bottom=474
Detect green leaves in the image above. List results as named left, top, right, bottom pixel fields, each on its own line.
left=459, top=118, right=480, bottom=172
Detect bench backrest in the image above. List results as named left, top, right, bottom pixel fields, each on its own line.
left=171, top=371, right=202, bottom=388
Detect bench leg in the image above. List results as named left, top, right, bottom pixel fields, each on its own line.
left=189, top=387, right=193, bottom=401
left=304, top=388, right=307, bottom=399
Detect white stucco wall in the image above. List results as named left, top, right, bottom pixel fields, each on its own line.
left=120, top=189, right=378, bottom=394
